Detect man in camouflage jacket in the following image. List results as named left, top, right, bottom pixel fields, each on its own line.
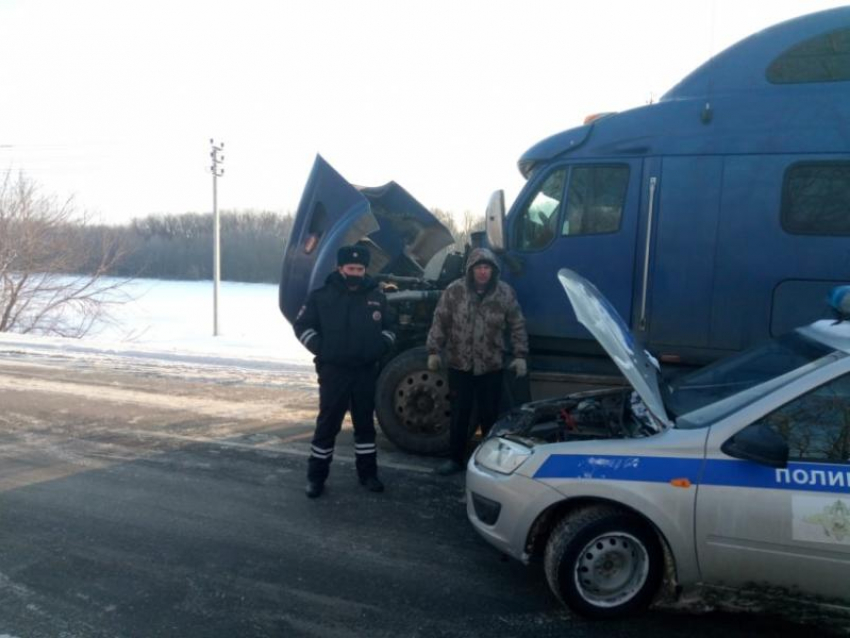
left=426, top=247, right=528, bottom=474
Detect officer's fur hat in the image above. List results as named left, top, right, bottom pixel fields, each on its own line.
left=337, top=245, right=370, bottom=267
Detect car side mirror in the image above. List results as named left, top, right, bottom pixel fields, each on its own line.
left=721, top=423, right=789, bottom=468
left=485, top=190, right=506, bottom=253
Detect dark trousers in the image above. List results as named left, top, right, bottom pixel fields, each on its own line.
left=308, top=363, right=378, bottom=484
left=447, top=368, right=503, bottom=465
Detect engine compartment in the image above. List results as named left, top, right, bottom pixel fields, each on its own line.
left=489, top=387, right=661, bottom=445
left=376, top=250, right=466, bottom=353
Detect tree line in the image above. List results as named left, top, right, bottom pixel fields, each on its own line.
left=89, top=208, right=481, bottom=285
left=78, top=208, right=480, bottom=284
left=99, top=210, right=294, bottom=283
left=0, top=172, right=479, bottom=336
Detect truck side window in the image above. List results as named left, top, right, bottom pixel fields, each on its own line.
left=767, top=27, right=850, bottom=84
left=757, top=373, right=850, bottom=463
left=561, top=166, right=629, bottom=236
left=781, top=162, right=850, bottom=235
left=514, top=169, right=566, bottom=251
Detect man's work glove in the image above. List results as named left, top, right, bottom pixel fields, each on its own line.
left=508, top=358, right=527, bottom=378
left=427, top=354, right=441, bottom=371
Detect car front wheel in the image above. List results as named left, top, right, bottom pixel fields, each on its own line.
left=544, top=504, right=663, bottom=619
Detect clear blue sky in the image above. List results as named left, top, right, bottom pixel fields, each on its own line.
left=0, top=0, right=846, bottom=224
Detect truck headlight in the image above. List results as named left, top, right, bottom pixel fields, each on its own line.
left=475, top=438, right=532, bottom=475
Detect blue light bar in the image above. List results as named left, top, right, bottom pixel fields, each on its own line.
left=828, top=286, right=850, bottom=319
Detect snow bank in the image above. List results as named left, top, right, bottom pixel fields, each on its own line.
left=0, top=278, right=315, bottom=380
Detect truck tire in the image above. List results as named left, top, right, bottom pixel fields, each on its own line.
left=375, top=346, right=451, bottom=455
left=544, top=504, right=663, bottom=619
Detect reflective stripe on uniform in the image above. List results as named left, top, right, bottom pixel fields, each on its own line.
left=299, top=329, right=318, bottom=347
left=310, top=445, right=334, bottom=459
left=355, top=442, right=377, bottom=455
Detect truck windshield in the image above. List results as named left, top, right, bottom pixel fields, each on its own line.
left=664, top=332, right=833, bottom=418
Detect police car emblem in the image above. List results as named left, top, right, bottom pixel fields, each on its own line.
left=804, top=499, right=850, bottom=542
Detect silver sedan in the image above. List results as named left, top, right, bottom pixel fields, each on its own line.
left=467, top=269, right=850, bottom=618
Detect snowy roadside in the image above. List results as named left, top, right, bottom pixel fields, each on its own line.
left=0, top=331, right=317, bottom=391
left=0, top=278, right=317, bottom=389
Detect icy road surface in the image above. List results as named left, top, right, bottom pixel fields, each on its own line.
left=0, top=337, right=847, bottom=636
left=0, top=273, right=847, bottom=636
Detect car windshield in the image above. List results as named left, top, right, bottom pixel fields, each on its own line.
left=664, top=331, right=834, bottom=418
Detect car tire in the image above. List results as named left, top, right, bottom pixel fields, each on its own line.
left=375, top=347, right=451, bottom=455
left=544, top=504, right=663, bottom=619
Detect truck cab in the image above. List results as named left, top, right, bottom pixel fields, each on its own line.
left=280, top=7, right=850, bottom=455
left=486, top=6, right=850, bottom=373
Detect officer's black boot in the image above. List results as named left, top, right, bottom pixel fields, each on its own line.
left=359, top=475, right=384, bottom=493
left=305, top=481, right=324, bottom=499
left=306, top=451, right=331, bottom=499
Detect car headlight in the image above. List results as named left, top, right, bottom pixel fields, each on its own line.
left=474, top=437, right=532, bottom=475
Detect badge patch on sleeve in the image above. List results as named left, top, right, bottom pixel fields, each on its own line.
left=372, top=311, right=382, bottom=322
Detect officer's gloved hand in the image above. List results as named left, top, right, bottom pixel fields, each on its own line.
left=508, top=358, right=527, bottom=378
left=427, top=354, right=441, bottom=371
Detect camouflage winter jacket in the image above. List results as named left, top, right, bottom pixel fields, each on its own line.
left=426, top=247, right=528, bottom=375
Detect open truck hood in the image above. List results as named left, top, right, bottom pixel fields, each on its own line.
left=279, top=155, right=455, bottom=323
left=558, top=269, right=673, bottom=429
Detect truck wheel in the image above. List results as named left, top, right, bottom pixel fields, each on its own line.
left=544, top=505, right=663, bottom=619
left=375, top=346, right=451, bottom=455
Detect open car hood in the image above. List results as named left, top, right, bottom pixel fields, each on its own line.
left=279, top=155, right=455, bottom=323
left=558, top=269, right=673, bottom=429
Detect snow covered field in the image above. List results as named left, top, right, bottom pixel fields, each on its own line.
left=0, top=278, right=316, bottom=387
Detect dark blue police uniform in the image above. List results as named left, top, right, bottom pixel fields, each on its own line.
left=293, top=246, right=394, bottom=497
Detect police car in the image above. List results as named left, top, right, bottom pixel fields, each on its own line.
left=467, top=268, right=850, bottom=619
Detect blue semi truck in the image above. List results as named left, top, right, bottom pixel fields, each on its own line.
left=280, top=7, right=850, bottom=454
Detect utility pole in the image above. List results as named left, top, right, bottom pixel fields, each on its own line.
left=210, top=139, right=225, bottom=336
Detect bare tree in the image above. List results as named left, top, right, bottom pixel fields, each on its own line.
left=460, top=209, right=484, bottom=244
left=431, top=208, right=484, bottom=253
left=0, top=172, right=129, bottom=337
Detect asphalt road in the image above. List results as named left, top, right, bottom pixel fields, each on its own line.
left=0, top=359, right=845, bottom=638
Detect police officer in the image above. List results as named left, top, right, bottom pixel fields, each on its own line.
left=293, top=245, right=395, bottom=498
